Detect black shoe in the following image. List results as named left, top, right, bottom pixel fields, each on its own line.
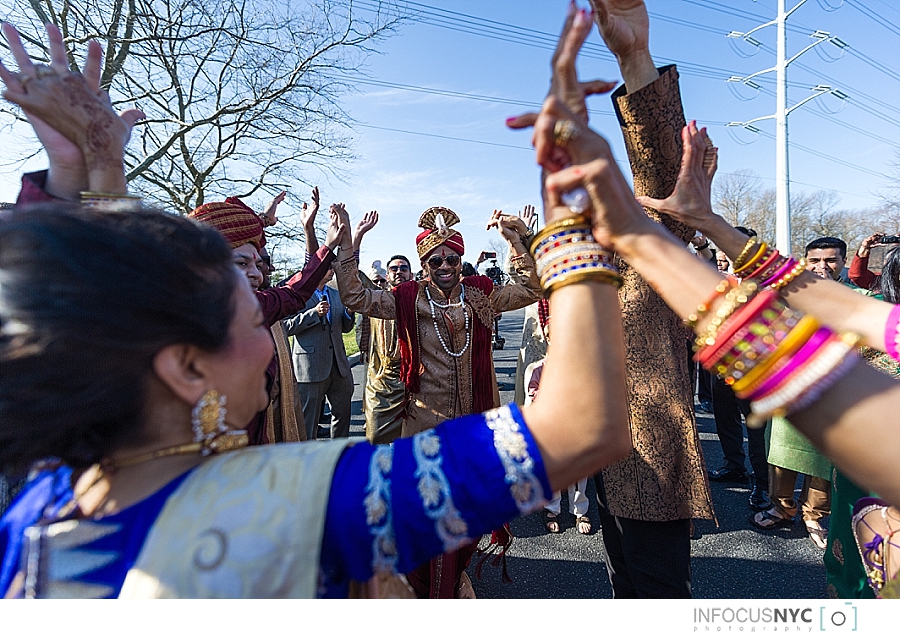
left=708, top=466, right=750, bottom=484
left=749, top=485, right=773, bottom=512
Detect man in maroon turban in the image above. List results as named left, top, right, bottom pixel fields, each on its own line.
left=190, top=193, right=344, bottom=445
left=330, top=204, right=541, bottom=599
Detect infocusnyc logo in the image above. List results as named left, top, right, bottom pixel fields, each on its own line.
left=692, top=602, right=857, bottom=632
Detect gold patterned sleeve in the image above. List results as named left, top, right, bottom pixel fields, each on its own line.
left=612, top=65, right=695, bottom=244
left=489, top=253, right=542, bottom=313
left=332, top=257, right=397, bottom=320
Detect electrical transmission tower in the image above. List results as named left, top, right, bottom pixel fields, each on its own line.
left=726, top=0, right=848, bottom=254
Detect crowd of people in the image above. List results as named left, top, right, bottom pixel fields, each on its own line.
left=2, top=0, right=900, bottom=601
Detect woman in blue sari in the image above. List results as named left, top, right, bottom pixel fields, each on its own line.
left=0, top=15, right=631, bottom=598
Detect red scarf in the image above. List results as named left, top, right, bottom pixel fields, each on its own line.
left=394, top=277, right=495, bottom=415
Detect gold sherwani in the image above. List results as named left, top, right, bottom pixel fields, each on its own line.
left=334, top=254, right=540, bottom=436
left=602, top=66, right=715, bottom=522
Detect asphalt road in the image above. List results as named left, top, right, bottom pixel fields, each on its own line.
left=345, top=307, right=828, bottom=599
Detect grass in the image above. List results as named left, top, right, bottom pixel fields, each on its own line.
left=342, top=327, right=359, bottom=356
left=287, top=326, right=359, bottom=357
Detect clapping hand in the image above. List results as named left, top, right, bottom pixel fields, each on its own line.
left=356, top=210, right=379, bottom=236
left=262, top=191, right=287, bottom=227
left=486, top=209, right=526, bottom=242
left=300, top=186, right=320, bottom=230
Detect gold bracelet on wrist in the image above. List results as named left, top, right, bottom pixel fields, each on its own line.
left=81, top=191, right=142, bottom=212
left=732, top=237, right=760, bottom=270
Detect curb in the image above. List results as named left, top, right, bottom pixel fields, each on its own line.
left=348, top=352, right=362, bottom=368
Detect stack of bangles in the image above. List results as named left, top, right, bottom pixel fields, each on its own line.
left=730, top=237, right=806, bottom=291
left=529, top=215, right=621, bottom=296
left=692, top=279, right=861, bottom=427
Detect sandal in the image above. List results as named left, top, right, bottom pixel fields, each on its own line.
left=543, top=509, right=561, bottom=534
left=575, top=514, right=591, bottom=535
left=749, top=509, right=793, bottom=530
left=805, top=520, right=828, bottom=549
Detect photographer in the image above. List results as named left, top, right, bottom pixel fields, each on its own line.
left=850, top=233, right=900, bottom=290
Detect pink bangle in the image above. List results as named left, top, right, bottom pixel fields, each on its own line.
left=760, top=258, right=796, bottom=287
left=744, top=250, right=781, bottom=279
left=739, top=327, right=834, bottom=400
left=884, top=304, right=900, bottom=361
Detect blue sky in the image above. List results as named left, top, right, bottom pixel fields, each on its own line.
left=2, top=0, right=898, bottom=270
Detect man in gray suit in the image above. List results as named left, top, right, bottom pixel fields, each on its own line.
left=284, top=269, right=355, bottom=439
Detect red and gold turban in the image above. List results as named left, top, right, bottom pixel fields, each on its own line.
left=415, top=206, right=464, bottom=259
left=189, top=197, right=265, bottom=251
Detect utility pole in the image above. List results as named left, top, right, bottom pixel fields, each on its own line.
left=727, top=0, right=848, bottom=254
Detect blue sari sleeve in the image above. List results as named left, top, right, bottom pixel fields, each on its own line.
left=319, top=404, right=550, bottom=595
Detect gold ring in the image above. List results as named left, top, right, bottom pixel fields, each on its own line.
left=553, top=119, right=577, bottom=148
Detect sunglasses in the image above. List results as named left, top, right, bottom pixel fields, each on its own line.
left=426, top=254, right=461, bottom=269
left=389, top=264, right=411, bottom=272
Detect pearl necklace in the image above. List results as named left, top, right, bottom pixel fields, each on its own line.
left=426, top=286, right=470, bottom=358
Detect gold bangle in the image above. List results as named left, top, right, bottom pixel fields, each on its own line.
left=81, top=190, right=142, bottom=212
left=732, top=243, right=768, bottom=275
left=544, top=269, right=622, bottom=295
left=529, top=215, right=591, bottom=258
left=769, top=258, right=808, bottom=292
left=730, top=314, right=819, bottom=393
left=684, top=279, right=734, bottom=329
left=694, top=281, right=759, bottom=351
left=733, top=237, right=759, bottom=270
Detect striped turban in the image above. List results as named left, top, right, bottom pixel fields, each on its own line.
left=189, top=197, right=265, bottom=251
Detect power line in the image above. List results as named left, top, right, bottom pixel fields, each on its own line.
left=845, top=0, right=900, bottom=40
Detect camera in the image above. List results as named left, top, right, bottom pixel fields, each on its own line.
left=880, top=235, right=900, bottom=244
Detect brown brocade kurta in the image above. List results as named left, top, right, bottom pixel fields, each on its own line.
left=333, top=254, right=541, bottom=437
left=602, top=66, right=714, bottom=522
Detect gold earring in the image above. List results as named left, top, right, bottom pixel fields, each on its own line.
left=191, top=390, right=248, bottom=455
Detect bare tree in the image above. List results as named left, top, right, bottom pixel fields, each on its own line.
left=1, top=0, right=404, bottom=212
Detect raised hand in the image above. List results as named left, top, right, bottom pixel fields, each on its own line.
left=635, top=122, right=718, bottom=230
left=300, top=186, right=320, bottom=230
left=858, top=233, right=886, bottom=258
left=0, top=23, right=144, bottom=196
left=548, top=4, right=616, bottom=123
left=325, top=207, right=348, bottom=251
left=520, top=204, right=538, bottom=230
left=587, top=0, right=657, bottom=91
left=356, top=210, right=379, bottom=236
left=262, top=191, right=287, bottom=227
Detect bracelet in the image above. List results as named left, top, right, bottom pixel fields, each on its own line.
left=747, top=332, right=860, bottom=427
left=741, top=248, right=781, bottom=280
left=768, top=258, right=807, bottom=292
left=694, top=281, right=759, bottom=352
left=697, top=289, right=779, bottom=368
left=684, top=279, right=734, bottom=329
left=544, top=268, right=623, bottom=295
left=733, top=238, right=760, bottom=271
left=529, top=215, right=591, bottom=257
left=884, top=304, right=900, bottom=362
left=738, top=324, right=833, bottom=401
left=729, top=312, right=817, bottom=392
left=732, top=242, right=768, bottom=275
left=81, top=191, right=142, bottom=212
left=696, top=241, right=710, bottom=251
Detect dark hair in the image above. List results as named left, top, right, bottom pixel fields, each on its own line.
left=878, top=247, right=900, bottom=304
left=735, top=226, right=757, bottom=238
left=0, top=205, right=237, bottom=474
left=387, top=254, right=411, bottom=268
left=805, top=237, right=847, bottom=258
left=461, top=262, right=477, bottom=277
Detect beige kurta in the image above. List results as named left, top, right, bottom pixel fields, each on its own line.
left=600, top=66, right=715, bottom=522
left=334, top=254, right=540, bottom=436
left=364, top=316, right=405, bottom=444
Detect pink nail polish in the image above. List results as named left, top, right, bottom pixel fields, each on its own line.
left=505, top=116, right=517, bottom=125
left=575, top=8, right=589, bottom=26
